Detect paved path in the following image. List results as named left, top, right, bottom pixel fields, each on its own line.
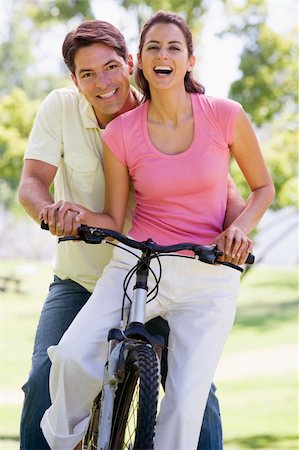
left=215, top=344, right=297, bottom=381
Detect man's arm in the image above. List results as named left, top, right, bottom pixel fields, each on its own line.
left=223, top=175, right=245, bottom=228
left=18, top=159, right=78, bottom=236
left=18, top=159, right=57, bottom=223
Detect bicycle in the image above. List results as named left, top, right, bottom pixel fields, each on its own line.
left=45, top=223, right=253, bottom=450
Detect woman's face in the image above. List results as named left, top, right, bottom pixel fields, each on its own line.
left=137, top=22, right=194, bottom=93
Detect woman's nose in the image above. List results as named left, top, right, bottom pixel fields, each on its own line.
left=156, top=48, right=168, bottom=59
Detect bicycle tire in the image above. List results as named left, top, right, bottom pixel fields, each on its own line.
left=109, top=343, right=160, bottom=450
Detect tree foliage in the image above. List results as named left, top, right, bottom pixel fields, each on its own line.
left=121, top=0, right=207, bottom=33
left=0, top=89, right=39, bottom=206
left=223, top=0, right=298, bottom=209
left=225, top=0, right=298, bottom=126
left=26, top=0, right=94, bottom=25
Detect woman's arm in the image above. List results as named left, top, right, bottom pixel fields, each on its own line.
left=39, top=143, right=130, bottom=233
left=215, top=108, right=275, bottom=263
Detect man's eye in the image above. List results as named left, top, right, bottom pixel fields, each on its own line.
left=107, top=64, right=118, bottom=70
left=82, top=72, right=93, bottom=78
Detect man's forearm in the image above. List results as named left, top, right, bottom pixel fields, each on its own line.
left=18, top=177, right=54, bottom=223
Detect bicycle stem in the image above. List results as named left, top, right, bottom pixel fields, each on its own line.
left=128, top=253, right=151, bottom=326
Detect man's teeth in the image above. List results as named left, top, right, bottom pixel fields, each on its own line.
left=99, top=90, right=116, bottom=98
left=154, top=66, right=172, bottom=74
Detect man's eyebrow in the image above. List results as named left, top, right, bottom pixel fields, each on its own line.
left=78, top=68, right=93, bottom=75
left=77, top=59, right=120, bottom=74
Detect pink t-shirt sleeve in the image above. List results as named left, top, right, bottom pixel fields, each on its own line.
left=213, top=97, right=242, bottom=145
left=216, top=99, right=242, bottom=145
left=102, top=116, right=127, bottom=165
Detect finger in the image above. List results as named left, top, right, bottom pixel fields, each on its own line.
left=47, top=202, right=62, bottom=227
left=75, top=212, right=85, bottom=224
left=214, top=235, right=225, bottom=262
left=224, top=232, right=234, bottom=257
left=62, top=211, right=79, bottom=236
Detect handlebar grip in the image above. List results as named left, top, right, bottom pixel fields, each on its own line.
left=245, top=253, right=255, bottom=264
left=41, top=220, right=49, bottom=230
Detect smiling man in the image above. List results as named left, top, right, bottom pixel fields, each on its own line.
left=18, top=19, right=242, bottom=450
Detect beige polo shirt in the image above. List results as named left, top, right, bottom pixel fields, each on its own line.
left=25, top=86, right=136, bottom=292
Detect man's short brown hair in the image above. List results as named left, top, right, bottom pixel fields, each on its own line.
left=62, top=20, right=128, bottom=74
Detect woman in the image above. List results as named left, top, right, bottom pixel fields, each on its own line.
left=40, top=11, right=274, bottom=450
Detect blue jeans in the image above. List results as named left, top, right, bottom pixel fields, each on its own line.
left=20, top=277, right=222, bottom=449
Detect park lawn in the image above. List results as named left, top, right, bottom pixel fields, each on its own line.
left=220, top=373, right=298, bottom=450
left=0, top=259, right=298, bottom=449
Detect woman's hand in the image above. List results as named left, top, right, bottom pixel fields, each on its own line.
left=214, top=225, right=253, bottom=265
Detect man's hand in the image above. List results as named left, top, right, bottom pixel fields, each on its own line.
left=215, top=225, right=253, bottom=265
left=39, top=201, right=82, bottom=237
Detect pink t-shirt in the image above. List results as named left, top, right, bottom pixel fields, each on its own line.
left=102, top=93, right=241, bottom=245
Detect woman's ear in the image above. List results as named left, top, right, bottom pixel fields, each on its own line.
left=188, top=54, right=196, bottom=72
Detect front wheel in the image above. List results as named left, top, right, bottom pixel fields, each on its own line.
left=109, top=343, right=160, bottom=450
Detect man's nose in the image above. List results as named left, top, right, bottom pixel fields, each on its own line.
left=95, top=72, right=109, bottom=88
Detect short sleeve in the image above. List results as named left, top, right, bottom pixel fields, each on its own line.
left=214, top=98, right=242, bottom=145
left=25, top=90, right=64, bottom=167
left=102, top=116, right=127, bottom=165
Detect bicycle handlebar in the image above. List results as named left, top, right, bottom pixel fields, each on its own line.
left=41, top=222, right=254, bottom=266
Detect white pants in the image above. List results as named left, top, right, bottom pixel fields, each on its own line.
left=41, top=245, right=240, bottom=450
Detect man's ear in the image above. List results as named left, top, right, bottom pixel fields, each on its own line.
left=71, top=73, right=81, bottom=92
left=127, top=54, right=134, bottom=75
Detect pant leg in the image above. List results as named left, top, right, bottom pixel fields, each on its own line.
left=198, top=383, right=223, bottom=450
left=20, top=276, right=91, bottom=450
left=40, top=248, right=139, bottom=450
left=146, top=318, right=223, bottom=450
left=152, top=258, right=240, bottom=450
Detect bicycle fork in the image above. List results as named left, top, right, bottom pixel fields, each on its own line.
left=97, top=339, right=125, bottom=450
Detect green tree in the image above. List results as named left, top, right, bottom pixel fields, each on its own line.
left=121, top=0, right=207, bottom=33
left=223, top=0, right=298, bottom=209
left=0, top=89, right=39, bottom=206
left=0, top=0, right=94, bottom=98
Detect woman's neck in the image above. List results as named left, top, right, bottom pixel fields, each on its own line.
left=148, top=90, right=192, bottom=126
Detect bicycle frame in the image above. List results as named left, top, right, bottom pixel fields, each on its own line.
left=97, top=246, right=164, bottom=450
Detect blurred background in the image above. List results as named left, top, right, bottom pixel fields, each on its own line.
left=0, top=0, right=298, bottom=449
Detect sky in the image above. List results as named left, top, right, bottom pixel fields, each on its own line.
left=0, top=0, right=298, bottom=97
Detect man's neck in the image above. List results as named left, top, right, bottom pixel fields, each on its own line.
left=95, top=88, right=140, bottom=129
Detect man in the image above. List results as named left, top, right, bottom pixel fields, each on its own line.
left=19, top=19, right=244, bottom=450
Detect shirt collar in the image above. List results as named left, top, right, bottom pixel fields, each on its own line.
left=79, top=93, right=100, bottom=129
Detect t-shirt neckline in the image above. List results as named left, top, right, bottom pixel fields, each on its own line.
left=142, top=93, right=199, bottom=159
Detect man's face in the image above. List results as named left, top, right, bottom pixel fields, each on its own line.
left=72, top=43, right=134, bottom=127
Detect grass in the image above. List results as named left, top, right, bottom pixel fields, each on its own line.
left=0, top=260, right=298, bottom=450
